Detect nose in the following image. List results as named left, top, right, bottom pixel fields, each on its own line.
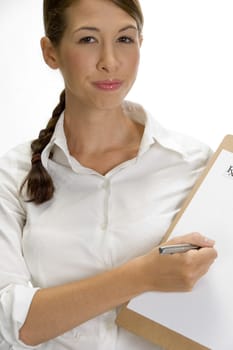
left=96, top=43, right=119, bottom=73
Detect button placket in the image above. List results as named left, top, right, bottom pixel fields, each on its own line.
left=101, top=178, right=111, bottom=231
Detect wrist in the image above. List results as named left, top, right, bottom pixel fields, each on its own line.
left=123, top=255, right=152, bottom=295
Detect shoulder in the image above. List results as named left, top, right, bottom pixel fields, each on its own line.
left=146, top=111, right=213, bottom=169
left=0, top=141, right=31, bottom=167
left=0, top=142, right=32, bottom=187
left=165, top=127, right=212, bottom=164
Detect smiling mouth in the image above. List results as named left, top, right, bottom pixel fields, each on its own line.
left=92, top=80, right=123, bottom=91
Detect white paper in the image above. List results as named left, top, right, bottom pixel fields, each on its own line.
left=128, top=149, right=233, bottom=349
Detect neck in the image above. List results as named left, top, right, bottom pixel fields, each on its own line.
left=64, top=102, right=142, bottom=156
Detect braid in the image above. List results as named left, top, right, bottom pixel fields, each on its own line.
left=20, top=90, right=65, bottom=204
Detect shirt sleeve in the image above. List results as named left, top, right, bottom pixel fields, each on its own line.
left=0, top=148, right=40, bottom=348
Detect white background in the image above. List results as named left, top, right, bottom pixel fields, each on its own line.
left=0, top=0, right=233, bottom=156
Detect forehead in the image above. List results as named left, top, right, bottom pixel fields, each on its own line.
left=65, top=0, right=137, bottom=32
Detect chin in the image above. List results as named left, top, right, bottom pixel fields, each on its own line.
left=91, top=95, right=126, bottom=111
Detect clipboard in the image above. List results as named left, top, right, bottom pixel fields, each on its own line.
left=116, top=135, right=233, bottom=350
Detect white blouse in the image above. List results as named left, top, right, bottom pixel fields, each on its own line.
left=0, top=101, right=212, bottom=349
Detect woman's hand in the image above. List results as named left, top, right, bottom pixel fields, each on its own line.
left=19, top=232, right=217, bottom=346
left=140, top=232, right=217, bottom=292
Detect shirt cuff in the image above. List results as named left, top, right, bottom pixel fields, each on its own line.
left=0, top=284, right=40, bottom=348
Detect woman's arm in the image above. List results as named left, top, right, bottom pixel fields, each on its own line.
left=19, top=232, right=217, bottom=346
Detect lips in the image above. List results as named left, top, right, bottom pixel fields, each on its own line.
left=92, top=80, right=123, bottom=91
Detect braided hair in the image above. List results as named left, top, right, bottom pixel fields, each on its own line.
left=20, top=90, right=65, bottom=204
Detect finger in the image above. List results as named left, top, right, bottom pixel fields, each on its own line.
left=195, top=248, right=218, bottom=278
left=167, top=232, right=215, bottom=248
left=196, top=246, right=218, bottom=260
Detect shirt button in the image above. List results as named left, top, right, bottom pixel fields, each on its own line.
left=102, top=179, right=110, bottom=189
left=101, top=222, right=107, bottom=231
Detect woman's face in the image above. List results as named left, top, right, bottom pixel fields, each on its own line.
left=52, top=0, right=142, bottom=111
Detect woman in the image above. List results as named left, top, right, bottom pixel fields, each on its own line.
left=0, top=0, right=217, bottom=349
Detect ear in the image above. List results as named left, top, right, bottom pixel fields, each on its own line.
left=40, top=37, right=59, bottom=69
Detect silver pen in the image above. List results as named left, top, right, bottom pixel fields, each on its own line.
left=159, top=243, right=200, bottom=255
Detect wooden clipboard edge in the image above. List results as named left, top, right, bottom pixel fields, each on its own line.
left=162, top=134, right=233, bottom=242
left=116, top=304, right=209, bottom=350
left=116, top=135, right=233, bottom=349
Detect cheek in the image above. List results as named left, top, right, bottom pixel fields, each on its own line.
left=61, top=50, right=94, bottom=76
left=127, top=59, right=140, bottom=81
left=124, top=50, right=140, bottom=73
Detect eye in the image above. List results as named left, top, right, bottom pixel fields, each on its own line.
left=117, top=36, right=134, bottom=44
left=78, top=36, right=96, bottom=44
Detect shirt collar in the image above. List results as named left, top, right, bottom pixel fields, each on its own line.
left=41, top=101, right=188, bottom=169
left=122, top=101, right=189, bottom=159
left=41, top=113, right=71, bottom=169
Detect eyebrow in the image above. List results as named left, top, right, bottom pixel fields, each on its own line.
left=119, top=25, right=138, bottom=32
left=73, top=24, right=138, bottom=34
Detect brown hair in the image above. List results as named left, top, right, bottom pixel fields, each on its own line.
left=21, top=0, right=144, bottom=204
